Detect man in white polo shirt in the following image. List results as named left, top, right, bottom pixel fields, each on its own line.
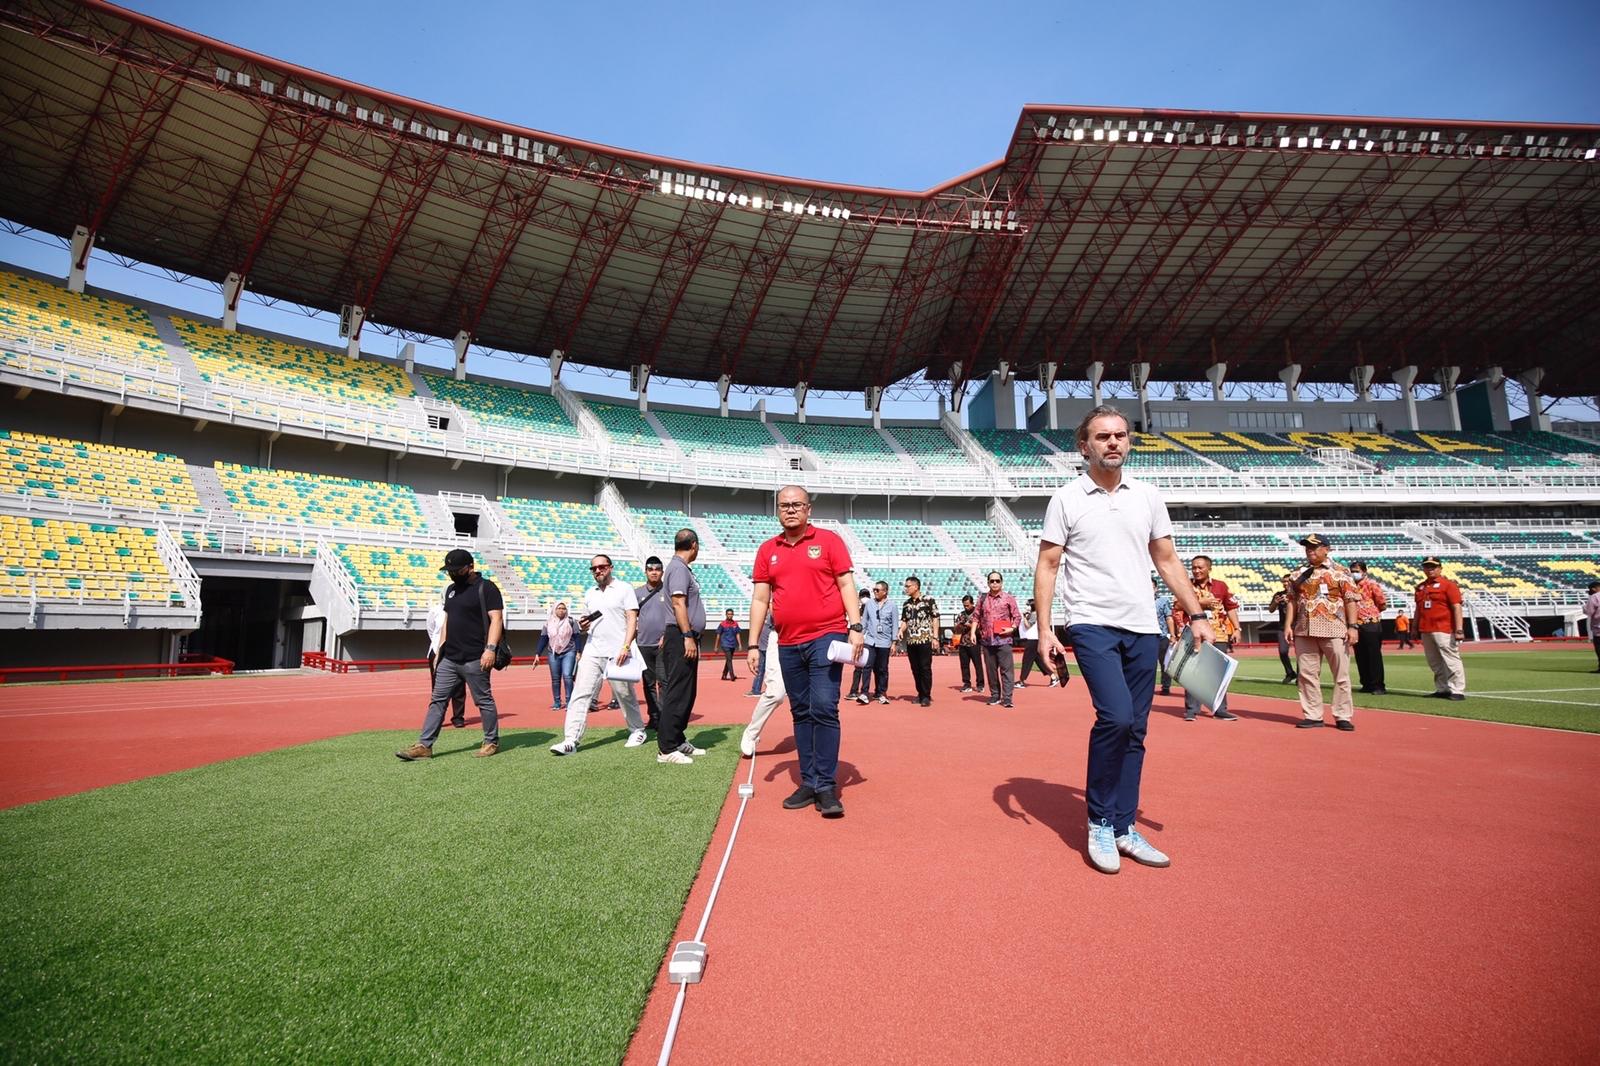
left=550, top=553, right=645, bottom=756
left=1034, top=406, right=1214, bottom=875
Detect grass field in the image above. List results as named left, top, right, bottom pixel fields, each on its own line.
left=1, top=726, right=735, bottom=1064
left=1229, top=648, right=1600, bottom=732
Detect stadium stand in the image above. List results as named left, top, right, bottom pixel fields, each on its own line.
left=886, top=426, right=971, bottom=467
left=1460, top=530, right=1594, bottom=550
left=847, top=519, right=946, bottom=557
left=331, top=543, right=483, bottom=593
left=971, top=428, right=1057, bottom=468
left=216, top=463, right=424, bottom=530
left=1165, top=431, right=1320, bottom=470
left=421, top=374, right=578, bottom=436
left=703, top=512, right=776, bottom=554
left=504, top=554, right=645, bottom=606
left=587, top=402, right=667, bottom=449
left=0, top=515, right=181, bottom=601
left=774, top=421, right=896, bottom=460
left=173, top=317, right=414, bottom=407
left=497, top=497, right=622, bottom=550
left=0, top=270, right=171, bottom=374
left=0, top=430, right=202, bottom=514
left=652, top=408, right=776, bottom=453
left=940, top=519, right=1016, bottom=557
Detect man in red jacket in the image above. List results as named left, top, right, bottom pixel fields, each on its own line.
left=1415, top=557, right=1466, bottom=700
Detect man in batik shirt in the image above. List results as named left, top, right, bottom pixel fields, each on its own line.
left=898, top=576, right=940, bottom=706
left=1284, top=533, right=1363, bottom=732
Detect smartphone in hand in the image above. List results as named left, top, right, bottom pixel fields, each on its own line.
left=1048, top=646, right=1072, bottom=687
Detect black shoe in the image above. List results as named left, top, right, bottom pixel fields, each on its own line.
left=782, top=786, right=818, bottom=810
left=1159, top=686, right=1171, bottom=696
left=1296, top=719, right=1325, bottom=729
left=1183, top=713, right=1196, bottom=721
left=919, top=696, right=931, bottom=707
left=1282, top=675, right=1297, bottom=684
left=816, top=789, right=844, bottom=818
left=1370, top=687, right=1387, bottom=695
left=1429, top=692, right=1450, bottom=699
left=1002, top=702, right=1013, bottom=709
left=1336, top=719, right=1356, bottom=731
left=1357, top=687, right=1372, bottom=694
left=1212, top=710, right=1239, bottom=721
left=960, top=685, right=972, bottom=692
left=1448, top=693, right=1466, bottom=701
left=987, top=697, right=1002, bottom=706
left=450, top=719, right=466, bottom=729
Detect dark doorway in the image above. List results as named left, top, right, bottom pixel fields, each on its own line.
left=187, top=577, right=305, bottom=670
left=453, top=511, right=479, bottom=537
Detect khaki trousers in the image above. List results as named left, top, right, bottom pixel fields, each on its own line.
left=741, top=630, right=787, bottom=752
left=1421, top=631, right=1466, bottom=695
left=1294, top=634, right=1354, bottom=722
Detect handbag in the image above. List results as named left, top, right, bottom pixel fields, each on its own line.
left=477, top=579, right=513, bottom=670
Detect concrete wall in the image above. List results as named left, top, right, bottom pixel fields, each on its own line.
left=0, top=628, right=171, bottom=668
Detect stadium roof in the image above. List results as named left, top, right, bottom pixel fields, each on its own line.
left=2, top=0, right=1598, bottom=395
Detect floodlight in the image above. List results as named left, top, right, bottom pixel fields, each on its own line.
left=752, top=196, right=764, bottom=209
left=1093, top=129, right=1104, bottom=141
left=1108, top=129, right=1119, bottom=142
left=782, top=201, right=794, bottom=212
left=1587, top=148, right=1597, bottom=161
left=660, top=180, right=672, bottom=194
left=1072, top=128, right=1084, bottom=141
left=841, top=208, right=850, bottom=220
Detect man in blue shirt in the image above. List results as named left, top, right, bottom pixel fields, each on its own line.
left=1152, top=575, right=1175, bottom=696
left=854, top=580, right=898, bottom=705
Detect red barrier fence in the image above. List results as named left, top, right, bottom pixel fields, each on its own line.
left=0, top=657, right=235, bottom=684
left=300, top=652, right=538, bottom=674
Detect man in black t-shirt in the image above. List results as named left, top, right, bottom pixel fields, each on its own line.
left=397, top=548, right=505, bottom=760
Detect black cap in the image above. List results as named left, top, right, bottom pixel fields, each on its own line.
left=645, top=556, right=663, bottom=568
left=1299, top=533, right=1331, bottom=548
left=440, top=548, right=474, bottom=572
left=1421, top=556, right=1442, bottom=568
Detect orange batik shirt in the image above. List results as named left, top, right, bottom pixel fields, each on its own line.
left=1290, top=561, right=1362, bottom=639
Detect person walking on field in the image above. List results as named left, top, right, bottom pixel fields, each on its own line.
left=746, top=485, right=864, bottom=819
left=717, top=610, right=742, bottom=680
left=1153, top=577, right=1175, bottom=696
left=1583, top=582, right=1600, bottom=673
left=1268, top=578, right=1296, bottom=682
left=633, top=557, right=669, bottom=733
left=1171, top=555, right=1240, bottom=722
left=856, top=580, right=897, bottom=705
left=534, top=601, right=580, bottom=710
left=898, top=576, right=938, bottom=706
left=1349, top=561, right=1389, bottom=695
left=973, top=571, right=1020, bottom=708
left=1034, top=406, right=1214, bottom=875
left=549, top=554, right=647, bottom=756
left=1415, top=557, right=1467, bottom=700
left=658, top=529, right=710, bottom=764
left=1394, top=609, right=1414, bottom=649
left=1016, top=600, right=1057, bottom=688
left=953, top=594, right=985, bottom=694
left=397, top=549, right=504, bottom=761
left=1286, top=534, right=1363, bottom=731
left=740, top=618, right=786, bottom=756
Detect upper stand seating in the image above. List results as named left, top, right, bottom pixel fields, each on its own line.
left=704, top=512, right=777, bottom=554
left=1164, top=431, right=1319, bottom=470
left=1504, top=555, right=1600, bottom=588
left=1360, top=555, right=1550, bottom=598
left=173, top=317, right=414, bottom=409
left=0, top=270, right=171, bottom=375
left=0, top=515, right=180, bottom=601
left=0, top=430, right=202, bottom=514
left=1208, top=557, right=1302, bottom=602
left=652, top=408, right=776, bottom=454
left=1321, top=531, right=1425, bottom=553
left=1173, top=531, right=1292, bottom=556
left=939, top=519, right=1015, bottom=557
left=887, top=426, right=971, bottom=467
left=216, top=463, right=424, bottom=530
left=1513, top=430, right=1600, bottom=458
left=858, top=565, right=979, bottom=609
left=686, top=564, right=747, bottom=611
left=1462, top=529, right=1595, bottom=550
left=972, top=429, right=1055, bottom=468
left=630, top=507, right=692, bottom=550
left=1282, top=430, right=1478, bottom=468
left=846, top=519, right=946, bottom=557
left=332, top=544, right=494, bottom=608
left=497, top=497, right=622, bottom=551
left=774, top=422, right=895, bottom=461
left=1385, top=431, right=1570, bottom=469
left=587, top=402, right=666, bottom=449
left=504, top=554, right=645, bottom=607
left=422, top=375, right=579, bottom=436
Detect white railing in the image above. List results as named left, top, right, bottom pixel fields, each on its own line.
left=1464, top=590, right=1535, bottom=642
left=598, top=481, right=650, bottom=560
left=987, top=498, right=1034, bottom=556
left=152, top=521, right=203, bottom=620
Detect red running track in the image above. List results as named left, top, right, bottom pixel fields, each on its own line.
left=3, top=658, right=1597, bottom=1062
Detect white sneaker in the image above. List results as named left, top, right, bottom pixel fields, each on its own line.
left=1115, top=829, right=1171, bottom=868
left=657, top=750, right=694, bottom=765
left=678, top=742, right=707, bottom=757
left=624, top=730, right=648, bottom=748
left=1087, top=820, right=1121, bottom=874
left=739, top=731, right=757, bottom=758
left=549, top=741, right=577, bottom=756
left=876, top=695, right=890, bottom=705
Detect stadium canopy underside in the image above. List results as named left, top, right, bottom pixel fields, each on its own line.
left=1, top=0, right=1597, bottom=395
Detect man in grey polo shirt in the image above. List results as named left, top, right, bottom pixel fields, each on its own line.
left=659, top=528, right=709, bottom=764
left=634, top=556, right=670, bottom=734
left=1034, top=405, right=1214, bottom=875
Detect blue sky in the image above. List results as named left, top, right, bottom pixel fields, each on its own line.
left=3, top=0, right=1595, bottom=418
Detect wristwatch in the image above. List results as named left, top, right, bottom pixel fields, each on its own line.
left=485, top=643, right=498, bottom=650
left=848, top=622, right=864, bottom=633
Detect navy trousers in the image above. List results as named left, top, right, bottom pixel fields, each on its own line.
left=1068, top=624, right=1160, bottom=835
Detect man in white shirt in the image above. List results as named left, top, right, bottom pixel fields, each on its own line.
left=550, top=554, right=645, bottom=755
left=1585, top=581, right=1600, bottom=673
left=1034, top=406, right=1214, bottom=875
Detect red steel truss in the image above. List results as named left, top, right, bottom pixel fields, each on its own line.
left=0, top=0, right=1595, bottom=394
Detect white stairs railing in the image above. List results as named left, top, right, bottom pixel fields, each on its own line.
left=1464, top=590, right=1533, bottom=643
left=308, top=541, right=362, bottom=636
left=597, top=481, right=649, bottom=562
left=152, top=521, right=204, bottom=625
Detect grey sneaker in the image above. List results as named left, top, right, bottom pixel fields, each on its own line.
left=1212, top=709, right=1239, bottom=721
left=549, top=740, right=577, bottom=756
left=657, top=750, right=694, bottom=765
left=678, top=742, right=707, bottom=757
left=1087, top=820, right=1121, bottom=874
left=1115, top=829, right=1171, bottom=867
left=624, top=730, right=648, bottom=748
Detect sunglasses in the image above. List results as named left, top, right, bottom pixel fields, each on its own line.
left=590, top=564, right=611, bottom=572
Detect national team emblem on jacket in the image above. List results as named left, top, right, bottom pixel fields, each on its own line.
left=769, top=554, right=778, bottom=565
left=808, top=545, right=822, bottom=559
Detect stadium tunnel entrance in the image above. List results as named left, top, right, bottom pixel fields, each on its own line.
left=183, top=576, right=313, bottom=672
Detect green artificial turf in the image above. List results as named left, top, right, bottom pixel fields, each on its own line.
left=1, top=726, right=735, bottom=1064
left=1228, top=648, right=1600, bottom=732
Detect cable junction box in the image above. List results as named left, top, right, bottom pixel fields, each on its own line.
left=668, top=941, right=707, bottom=984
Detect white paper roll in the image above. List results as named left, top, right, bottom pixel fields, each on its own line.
left=827, top=640, right=870, bottom=667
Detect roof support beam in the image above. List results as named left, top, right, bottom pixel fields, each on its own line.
left=792, top=220, right=878, bottom=387
left=442, top=165, right=556, bottom=340
left=538, top=185, right=646, bottom=356
left=628, top=195, right=729, bottom=372
left=706, top=210, right=802, bottom=383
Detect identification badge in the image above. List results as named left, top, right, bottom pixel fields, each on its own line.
left=1424, top=600, right=1432, bottom=609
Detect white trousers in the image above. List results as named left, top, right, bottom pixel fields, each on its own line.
left=741, top=630, right=787, bottom=752
left=563, top=650, right=644, bottom=744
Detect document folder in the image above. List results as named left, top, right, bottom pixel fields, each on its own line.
left=1164, top=625, right=1240, bottom=711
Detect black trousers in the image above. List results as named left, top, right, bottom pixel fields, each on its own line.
left=1354, top=622, right=1386, bottom=690
left=428, top=651, right=467, bottom=724
left=1592, top=634, right=1600, bottom=668
left=659, top=625, right=698, bottom=754
left=1276, top=628, right=1293, bottom=677
left=906, top=643, right=934, bottom=700
left=721, top=648, right=737, bottom=680
left=1017, top=638, right=1050, bottom=682
left=639, top=644, right=663, bottom=731
left=982, top=643, right=1014, bottom=703
left=866, top=645, right=890, bottom=697
left=959, top=644, right=984, bottom=688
